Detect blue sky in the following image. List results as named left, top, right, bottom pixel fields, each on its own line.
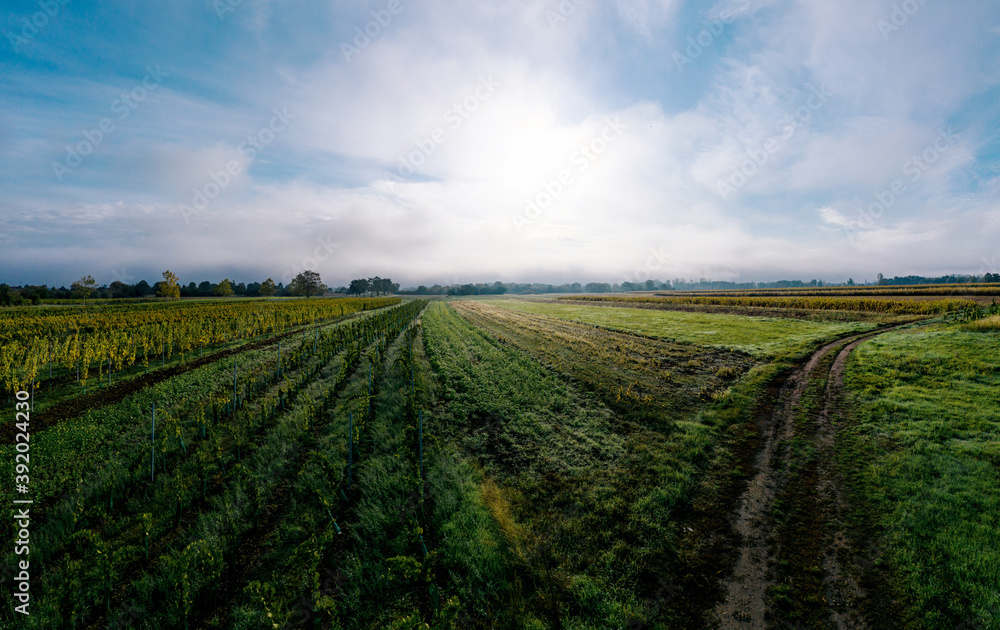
left=2, top=0, right=999, bottom=288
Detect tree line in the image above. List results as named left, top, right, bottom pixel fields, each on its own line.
left=0, top=270, right=331, bottom=306
left=5, top=270, right=998, bottom=306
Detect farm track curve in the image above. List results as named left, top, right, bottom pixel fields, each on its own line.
left=713, top=324, right=913, bottom=630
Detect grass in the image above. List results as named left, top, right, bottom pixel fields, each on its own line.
left=965, top=314, right=1000, bottom=331
left=840, top=325, right=1000, bottom=629
left=439, top=301, right=819, bottom=627
left=480, top=298, right=875, bottom=359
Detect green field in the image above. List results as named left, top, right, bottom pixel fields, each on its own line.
left=481, top=298, right=875, bottom=358
left=1, top=295, right=996, bottom=629
left=841, top=326, right=1000, bottom=628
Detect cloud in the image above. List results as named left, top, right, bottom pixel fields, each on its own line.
left=2, top=0, right=999, bottom=286
left=615, top=0, right=680, bottom=38
left=817, top=206, right=853, bottom=227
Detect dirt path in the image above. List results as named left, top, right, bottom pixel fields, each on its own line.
left=713, top=327, right=904, bottom=629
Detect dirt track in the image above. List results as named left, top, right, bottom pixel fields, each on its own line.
left=713, top=326, right=907, bottom=629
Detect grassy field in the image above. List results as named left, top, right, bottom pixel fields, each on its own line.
left=480, top=298, right=875, bottom=359
left=3, top=292, right=996, bottom=628
left=840, top=325, right=1000, bottom=629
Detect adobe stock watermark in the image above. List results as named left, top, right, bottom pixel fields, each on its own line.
left=110, top=267, right=137, bottom=285
left=213, top=0, right=245, bottom=21
left=511, top=116, right=627, bottom=232
left=623, top=247, right=670, bottom=285
left=842, top=127, right=960, bottom=244
left=179, top=107, right=295, bottom=224
left=394, top=75, right=500, bottom=179
left=3, top=0, right=70, bottom=54
left=340, top=0, right=414, bottom=63
left=282, top=234, right=339, bottom=285
left=877, top=0, right=931, bottom=42
left=672, top=4, right=741, bottom=72
left=545, top=0, right=586, bottom=28
left=715, top=83, right=830, bottom=201
left=51, top=65, right=169, bottom=182
left=977, top=254, right=999, bottom=280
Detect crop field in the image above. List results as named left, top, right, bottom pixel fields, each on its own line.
left=1, top=295, right=997, bottom=629
left=478, top=298, right=876, bottom=359
left=560, top=294, right=977, bottom=315
left=652, top=283, right=1000, bottom=298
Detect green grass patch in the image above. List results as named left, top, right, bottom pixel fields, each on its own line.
left=841, top=325, right=1000, bottom=629
left=481, top=299, right=874, bottom=359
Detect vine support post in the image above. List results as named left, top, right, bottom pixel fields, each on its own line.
left=348, top=412, right=353, bottom=492
left=151, top=403, right=156, bottom=482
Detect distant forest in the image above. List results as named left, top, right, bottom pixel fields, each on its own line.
left=2, top=272, right=997, bottom=306
left=398, top=272, right=999, bottom=296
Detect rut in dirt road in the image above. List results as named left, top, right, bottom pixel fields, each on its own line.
left=713, top=327, right=903, bottom=630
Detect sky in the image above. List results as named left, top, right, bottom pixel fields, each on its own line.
left=1, top=0, right=999, bottom=288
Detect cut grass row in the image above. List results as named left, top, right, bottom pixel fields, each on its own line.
left=480, top=299, right=875, bottom=359
left=422, top=302, right=823, bottom=627
left=421, top=301, right=637, bottom=628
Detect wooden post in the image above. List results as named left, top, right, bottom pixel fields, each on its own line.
left=348, top=412, right=353, bottom=492
left=151, top=404, right=156, bottom=482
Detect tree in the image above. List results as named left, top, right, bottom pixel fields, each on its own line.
left=72, top=275, right=98, bottom=303
left=159, top=271, right=181, bottom=299
left=349, top=278, right=370, bottom=296
left=214, top=279, right=234, bottom=297
left=259, top=278, right=276, bottom=297
left=289, top=271, right=324, bottom=298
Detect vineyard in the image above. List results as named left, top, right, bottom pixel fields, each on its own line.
left=654, top=283, right=1000, bottom=297
left=0, top=297, right=399, bottom=396
left=561, top=294, right=978, bottom=314
left=1, top=295, right=996, bottom=629
left=1, top=298, right=425, bottom=629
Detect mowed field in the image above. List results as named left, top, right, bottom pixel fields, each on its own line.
left=1, top=293, right=997, bottom=629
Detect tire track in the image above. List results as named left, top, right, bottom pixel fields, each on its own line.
left=713, top=326, right=907, bottom=629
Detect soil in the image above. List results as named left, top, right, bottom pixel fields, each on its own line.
left=712, top=325, right=911, bottom=629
